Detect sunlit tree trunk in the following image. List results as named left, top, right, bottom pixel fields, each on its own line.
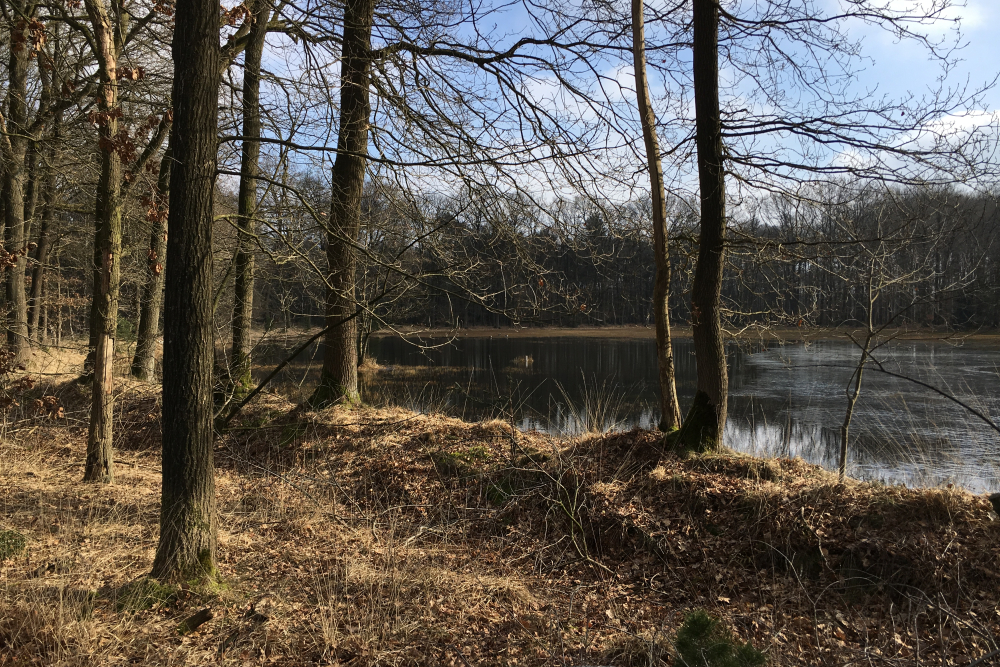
left=83, top=0, right=124, bottom=483
left=151, top=0, right=220, bottom=582
left=229, top=0, right=269, bottom=398
left=2, top=5, right=34, bottom=366
left=311, top=0, right=374, bottom=407
left=631, top=0, right=681, bottom=431
left=672, top=0, right=728, bottom=451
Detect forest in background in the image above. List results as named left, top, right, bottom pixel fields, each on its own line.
left=4, top=2, right=1000, bottom=665
left=5, top=0, right=999, bottom=367
left=30, top=174, right=1000, bottom=350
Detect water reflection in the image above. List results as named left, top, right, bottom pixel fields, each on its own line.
left=261, top=333, right=1000, bottom=492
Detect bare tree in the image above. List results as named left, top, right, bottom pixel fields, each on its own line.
left=152, top=0, right=220, bottom=581
left=131, top=146, right=171, bottom=380
left=632, top=0, right=682, bottom=431
left=229, top=0, right=272, bottom=398
left=0, top=2, right=38, bottom=366
left=667, top=0, right=728, bottom=451
left=309, top=0, right=374, bottom=407
left=81, top=0, right=125, bottom=483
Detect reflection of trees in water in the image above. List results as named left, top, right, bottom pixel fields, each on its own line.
left=251, top=334, right=999, bottom=491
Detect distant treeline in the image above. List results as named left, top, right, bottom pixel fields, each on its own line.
left=343, top=183, right=1000, bottom=333
left=45, top=179, right=1000, bottom=344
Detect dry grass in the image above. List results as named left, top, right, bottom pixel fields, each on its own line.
left=2, top=379, right=999, bottom=666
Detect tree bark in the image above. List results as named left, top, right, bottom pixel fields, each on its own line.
left=3, top=6, right=34, bottom=366
left=631, top=0, right=682, bottom=431
left=26, top=118, right=58, bottom=340
left=311, top=0, right=374, bottom=407
left=22, top=139, right=39, bottom=241
left=151, top=0, right=219, bottom=581
left=672, top=0, right=728, bottom=451
left=83, top=0, right=124, bottom=484
left=229, top=0, right=270, bottom=397
left=131, top=148, right=171, bottom=380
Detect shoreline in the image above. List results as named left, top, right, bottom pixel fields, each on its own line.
left=369, top=324, right=1000, bottom=343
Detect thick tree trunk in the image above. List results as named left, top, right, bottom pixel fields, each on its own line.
left=311, top=0, right=374, bottom=407
left=229, top=0, right=269, bottom=398
left=83, top=0, right=124, bottom=484
left=672, top=0, right=728, bottom=451
left=3, top=7, right=33, bottom=366
left=151, top=0, right=220, bottom=581
left=631, top=0, right=681, bottom=431
left=131, top=148, right=171, bottom=381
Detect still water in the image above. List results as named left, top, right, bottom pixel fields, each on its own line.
left=356, top=335, right=1000, bottom=492
left=262, top=333, right=1000, bottom=492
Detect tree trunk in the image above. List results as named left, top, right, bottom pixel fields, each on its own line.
left=3, top=7, right=33, bottom=366
left=840, top=270, right=876, bottom=480
left=631, top=0, right=682, bottom=431
left=310, top=0, right=374, bottom=407
left=229, top=0, right=269, bottom=398
left=83, top=0, right=124, bottom=484
left=151, top=0, right=220, bottom=582
left=131, top=148, right=171, bottom=381
left=27, top=121, right=58, bottom=340
left=26, top=60, right=58, bottom=341
left=672, top=0, right=728, bottom=451
left=22, top=139, right=39, bottom=241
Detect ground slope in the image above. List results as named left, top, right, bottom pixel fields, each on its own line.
left=1, top=387, right=999, bottom=666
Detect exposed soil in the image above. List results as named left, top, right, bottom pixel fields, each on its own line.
left=2, top=376, right=999, bottom=666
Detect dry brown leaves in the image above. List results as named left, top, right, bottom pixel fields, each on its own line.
left=1, top=390, right=998, bottom=666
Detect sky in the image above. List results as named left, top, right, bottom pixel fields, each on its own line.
left=844, top=0, right=999, bottom=110
left=236, top=0, right=1000, bottom=206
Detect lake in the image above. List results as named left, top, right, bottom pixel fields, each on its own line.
left=263, top=332, right=1000, bottom=492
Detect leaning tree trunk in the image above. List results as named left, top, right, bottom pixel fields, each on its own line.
left=229, top=0, right=270, bottom=398
left=83, top=0, right=124, bottom=484
left=632, top=0, right=682, bottom=431
left=310, top=0, right=374, bottom=407
left=3, top=7, right=33, bottom=366
left=131, top=148, right=171, bottom=380
left=672, top=0, right=728, bottom=451
left=151, top=0, right=220, bottom=582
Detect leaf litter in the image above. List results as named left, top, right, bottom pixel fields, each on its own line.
left=1, top=386, right=998, bottom=666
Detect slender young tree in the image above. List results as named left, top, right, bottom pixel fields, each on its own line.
left=131, top=148, right=171, bottom=380
left=27, top=115, right=59, bottom=341
left=151, top=0, right=220, bottom=581
left=310, top=0, right=375, bottom=407
left=229, top=0, right=270, bottom=398
left=670, top=0, right=727, bottom=451
left=631, top=0, right=681, bottom=431
left=82, top=0, right=125, bottom=483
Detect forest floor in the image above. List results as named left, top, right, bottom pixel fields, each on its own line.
left=2, top=364, right=1000, bottom=666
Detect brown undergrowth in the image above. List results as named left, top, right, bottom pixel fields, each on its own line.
left=1, top=382, right=999, bottom=666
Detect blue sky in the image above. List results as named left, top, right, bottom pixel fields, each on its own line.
left=845, top=0, right=998, bottom=110
left=237, top=0, right=1000, bottom=204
